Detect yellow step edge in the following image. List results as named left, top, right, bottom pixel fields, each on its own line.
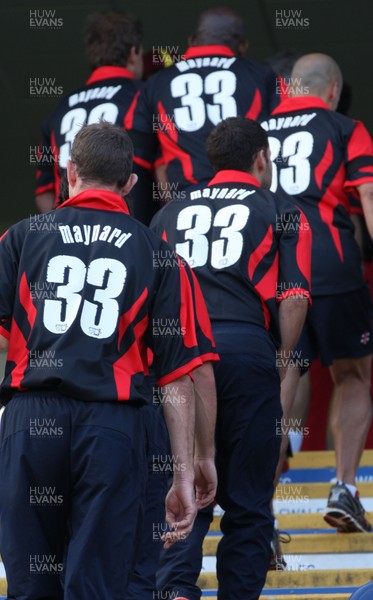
left=289, top=450, right=373, bottom=469
left=203, top=532, right=373, bottom=556
left=210, top=512, right=373, bottom=531
left=277, top=512, right=373, bottom=530
left=198, top=569, right=373, bottom=589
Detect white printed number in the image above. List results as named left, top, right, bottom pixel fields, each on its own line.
left=59, top=103, right=119, bottom=168
left=269, top=131, right=314, bottom=194
left=171, top=71, right=237, bottom=132
left=176, top=205, right=249, bottom=269
left=43, top=255, right=126, bottom=339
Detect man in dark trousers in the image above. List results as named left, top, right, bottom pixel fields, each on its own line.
left=0, top=122, right=216, bottom=600
left=128, top=7, right=280, bottom=196
left=263, top=53, right=373, bottom=533
left=150, top=117, right=312, bottom=600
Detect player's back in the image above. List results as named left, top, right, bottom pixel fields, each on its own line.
left=36, top=68, right=142, bottom=201
left=131, top=47, right=278, bottom=188
left=262, top=97, right=368, bottom=294
left=0, top=191, right=178, bottom=402
left=150, top=172, right=308, bottom=338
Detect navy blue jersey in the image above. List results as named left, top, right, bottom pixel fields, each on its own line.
left=150, top=170, right=311, bottom=343
left=262, top=96, right=373, bottom=295
left=35, top=67, right=143, bottom=206
left=0, top=191, right=209, bottom=403
left=128, top=45, right=279, bottom=189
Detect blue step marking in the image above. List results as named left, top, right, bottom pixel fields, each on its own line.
left=280, top=466, right=373, bottom=483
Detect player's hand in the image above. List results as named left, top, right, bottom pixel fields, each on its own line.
left=163, top=478, right=197, bottom=549
left=194, top=457, right=217, bottom=509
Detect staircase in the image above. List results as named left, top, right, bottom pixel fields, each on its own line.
left=198, top=450, right=373, bottom=599
left=0, top=451, right=372, bottom=599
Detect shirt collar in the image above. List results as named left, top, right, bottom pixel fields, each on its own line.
left=184, top=45, right=235, bottom=59
left=86, top=66, right=135, bottom=84
left=271, top=96, right=330, bottom=115
left=208, top=170, right=261, bottom=187
left=58, top=189, right=130, bottom=214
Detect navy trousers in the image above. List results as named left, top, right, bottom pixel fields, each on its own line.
left=127, top=403, right=169, bottom=600
left=156, top=324, right=281, bottom=600
left=0, top=392, right=147, bottom=600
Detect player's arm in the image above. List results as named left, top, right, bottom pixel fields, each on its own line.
left=192, top=361, right=217, bottom=508
left=162, top=374, right=197, bottom=548
left=276, top=204, right=312, bottom=379
left=150, top=244, right=207, bottom=545
left=343, top=121, right=373, bottom=239
left=358, top=183, right=373, bottom=241
left=0, top=334, right=8, bottom=352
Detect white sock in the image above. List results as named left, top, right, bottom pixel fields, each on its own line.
left=338, top=480, right=357, bottom=496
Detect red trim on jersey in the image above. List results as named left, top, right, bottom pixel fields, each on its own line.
left=0, top=326, right=10, bottom=340
left=35, top=182, right=55, bottom=196
left=347, top=177, right=373, bottom=189
left=157, top=129, right=197, bottom=185
left=315, top=140, right=334, bottom=190
left=189, top=269, right=216, bottom=348
left=86, top=66, right=135, bottom=84
left=124, top=90, right=140, bottom=129
left=248, top=226, right=273, bottom=279
left=58, top=189, right=131, bottom=214
left=318, top=163, right=345, bottom=262
left=199, top=352, right=219, bottom=363
left=157, top=356, right=203, bottom=387
left=179, top=257, right=198, bottom=349
left=157, top=101, right=178, bottom=143
left=271, top=96, right=330, bottom=115
left=117, top=288, right=149, bottom=351
left=184, top=45, right=235, bottom=59
left=0, top=229, right=9, bottom=242
left=113, top=315, right=149, bottom=400
left=7, top=318, right=28, bottom=389
left=162, top=230, right=168, bottom=242
left=277, top=288, right=311, bottom=303
left=208, top=170, right=260, bottom=187
left=19, top=273, right=37, bottom=329
left=133, top=155, right=152, bottom=170
left=245, top=88, right=262, bottom=120
left=346, top=121, right=373, bottom=163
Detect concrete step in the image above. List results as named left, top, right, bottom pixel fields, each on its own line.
left=203, top=531, right=373, bottom=555
left=289, top=450, right=373, bottom=468
left=197, top=567, right=373, bottom=589
left=209, top=511, right=373, bottom=531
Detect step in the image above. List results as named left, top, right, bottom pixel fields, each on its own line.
left=210, top=511, right=373, bottom=531
left=280, top=466, right=373, bottom=484
left=203, top=531, right=373, bottom=556
left=197, top=568, right=373, bottom=589
left=276, top=482, right=373, bottom=499
left=289, top=450, right=373, bottom=469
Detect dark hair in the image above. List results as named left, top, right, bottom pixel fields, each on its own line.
left=191, top=7, right=246, bottom=54
left=84, top=11, right=143, bottom=70
left=71, top=122, right=133, bottom=188
left=206, top=117, right=269, bottom=173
